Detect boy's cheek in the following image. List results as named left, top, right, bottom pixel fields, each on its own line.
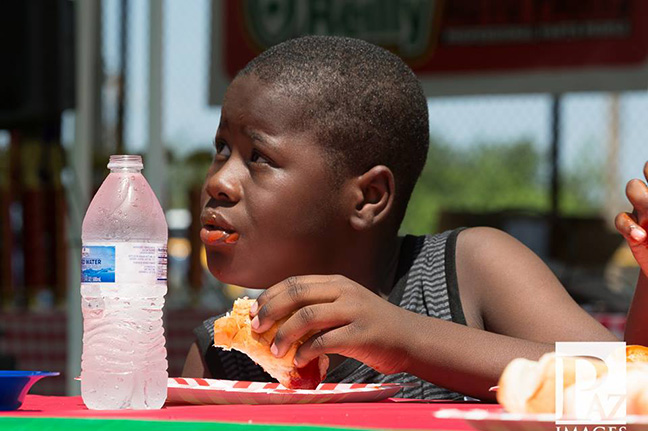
left=198, top=185, right=210, bottom=207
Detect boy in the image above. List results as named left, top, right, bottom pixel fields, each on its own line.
left=183, top=35, right=620, bottom=401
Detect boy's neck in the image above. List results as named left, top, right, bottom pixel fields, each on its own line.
left=377, top=235, right=404, bottom=299
left=345, top=234, right=404, bottom=299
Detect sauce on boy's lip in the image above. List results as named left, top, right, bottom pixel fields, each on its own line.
left=200, top=210, right=239, bottom=246
left=200, top=227, right=239, bottom=246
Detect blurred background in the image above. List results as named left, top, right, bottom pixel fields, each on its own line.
left=0, top=0, right=646, bottom=394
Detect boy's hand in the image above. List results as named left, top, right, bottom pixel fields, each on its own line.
left=249, top=275, right=410, bottom=375
left=615, top=161, right=648, bottom=273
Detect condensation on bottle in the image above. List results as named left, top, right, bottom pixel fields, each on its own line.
left=80, top=155, right=168, bottom=410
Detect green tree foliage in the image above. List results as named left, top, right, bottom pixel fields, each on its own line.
left=401, top=138, right=603, bottom=235
left=167, top=150, right=213, bottom=209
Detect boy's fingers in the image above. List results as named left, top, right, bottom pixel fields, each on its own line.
left=626, top=179, right=648, bottom=223
left=294, top=327, right=350, bottom=368
left=271, top=303, right=348, bottom=358
left=252, top=275, right=334, bottom=317
left=251, top=277, right=302, bottom=317
left=252, top=278, right=340, bottom=333
left=615, top=212, right=646, bottom=244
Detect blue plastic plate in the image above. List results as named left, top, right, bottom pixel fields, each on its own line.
left=0, top=370, right=60, bottom=411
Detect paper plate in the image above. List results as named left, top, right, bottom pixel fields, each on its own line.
left=435, top=408, right=648, bottom=431
left=167, top=377, right=405, bottom=405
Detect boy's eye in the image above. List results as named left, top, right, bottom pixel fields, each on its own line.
left=250, top=150, right=271, bottom=165
left=215, top=141, right=231, bottom=157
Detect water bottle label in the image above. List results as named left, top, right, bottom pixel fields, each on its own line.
left=156, top=245, right=168, bottom=283
left=81, top=242, right=167, bottom=284
left=81, top=246, right=116, bottom=282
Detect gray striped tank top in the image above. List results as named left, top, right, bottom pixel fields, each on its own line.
left=193, top=228, right=467, bottom=400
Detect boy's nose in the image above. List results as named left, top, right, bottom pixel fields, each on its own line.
left=204, top=161, right=242, bottom=204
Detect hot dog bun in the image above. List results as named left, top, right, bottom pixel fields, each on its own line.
left=497, top=353, right=607, bottom=414
left=498, top=346, right=648, bottom=415
left=213, top=297, right=329, bottom=389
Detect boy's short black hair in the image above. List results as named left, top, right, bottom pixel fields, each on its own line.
left=239, top=36, right=429, bottom=230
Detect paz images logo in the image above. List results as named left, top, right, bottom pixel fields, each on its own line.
left=555, top=342, right=627, bottom=428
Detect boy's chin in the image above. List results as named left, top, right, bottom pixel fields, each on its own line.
left=206, top=253, right=310, bottom=289
left=207, top=262, right=271, bottom=290
left=215, top=274, right=270, bottom=290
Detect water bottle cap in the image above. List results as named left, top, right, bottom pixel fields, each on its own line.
left=107, top=155, right=143, bottom=170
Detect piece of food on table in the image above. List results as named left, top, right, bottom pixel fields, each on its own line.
left=213, top=297, right=329, bottom=389
left=626, top=344, right=648, bottom=363
left=498, top=346, right=648, bottom=415
left=563, top=361, right=648, bottom=416
left=496, top=353, right=607, bottom=414
left=626, top=363, right=648, bottom=415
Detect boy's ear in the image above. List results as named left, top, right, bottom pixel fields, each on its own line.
left=348, top=165, right=395, bottom=231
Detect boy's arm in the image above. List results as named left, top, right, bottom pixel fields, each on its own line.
left=456, top=227, right=618, bottom=344
left=403, top=310, right=554, bottom=401
left=403, top=227, right=617, bottom=400
left=182, top=341, right=213, bottom=378
left=625, top=272, right=648, bottom=344
left=615, top=161, right=648, bottom=345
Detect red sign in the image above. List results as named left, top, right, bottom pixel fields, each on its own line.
left=210, top=0, right=648, bottom=101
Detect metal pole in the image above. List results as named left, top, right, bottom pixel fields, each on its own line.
left=550, top=94, right=562, bottom=218
left=549, top=94, right=562, bottom=261
left=68, top=0, right=100, bottom=395
left=605, top=93, right=621, bottom=226
left=116, top=0, right=129, bottom=155
left=146, top=0, right=166, bottom=206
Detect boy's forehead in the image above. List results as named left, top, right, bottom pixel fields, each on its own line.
left=224, top=75, right=282, bottom=106
left=221, top=75, right=309, bottom=136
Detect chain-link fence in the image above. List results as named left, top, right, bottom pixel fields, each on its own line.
left=2, top=0, right=645, bottom=312
left=2, top=0, right=648, bottom=393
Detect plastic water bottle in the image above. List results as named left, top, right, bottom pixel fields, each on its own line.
left=80, top=155, right=168, bottom=410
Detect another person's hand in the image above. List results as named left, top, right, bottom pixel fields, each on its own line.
left=615, top=161, right=648, bottom=273
left=249, top=275, right=410, bottom=375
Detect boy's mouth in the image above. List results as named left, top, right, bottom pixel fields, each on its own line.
left=200, top=225, right=239, bottom=246
left=200, top=210, right=240, bottom=246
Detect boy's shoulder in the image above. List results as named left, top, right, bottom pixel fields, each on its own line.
left=393, top=228, right=466, bottom=282
left=404, top=228, right=465, bottom=259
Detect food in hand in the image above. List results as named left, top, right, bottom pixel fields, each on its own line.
left=213, top=297, right=329, bottom=389
left=497, top=346, right=648, bottom=415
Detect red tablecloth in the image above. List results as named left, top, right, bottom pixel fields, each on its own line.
left=0, top=309, right=219, bottom=394
left=0, top=395, right=501, bottom=430
left=0, top=310, right=627, bottom=396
